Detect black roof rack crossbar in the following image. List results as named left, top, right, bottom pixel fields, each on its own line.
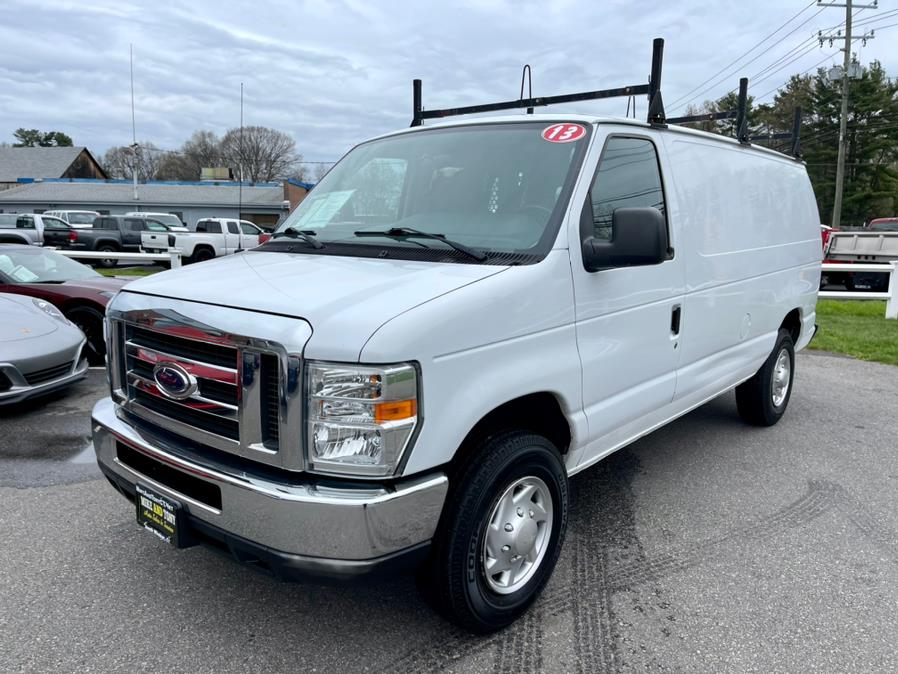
left=411, top=38, right=665, bottom=127
left=667, top=110, right=737, bottom=124
left=750, top=132, right=792, bottom=142
left=749, top=107, right=803, bottom=157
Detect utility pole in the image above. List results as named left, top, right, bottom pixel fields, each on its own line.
left=818, top=0, right=876, bottom=228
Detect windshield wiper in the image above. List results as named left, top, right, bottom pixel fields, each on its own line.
left=353, top=227, right=487, bottom=262
left=271, top=227, right=325, bottom=249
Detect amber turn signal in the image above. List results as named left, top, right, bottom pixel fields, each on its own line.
left=374, top=399, right=418, bottom=422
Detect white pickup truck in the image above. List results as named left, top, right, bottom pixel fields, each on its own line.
left=141, top=218, right=267, bottom=263
left=823, top=229, right=898, bottom=291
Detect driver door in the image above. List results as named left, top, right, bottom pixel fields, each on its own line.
left=571, top=131, right=685, bottom=466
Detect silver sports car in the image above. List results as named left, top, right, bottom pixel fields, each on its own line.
left=0, top=292, right=88, bottom=405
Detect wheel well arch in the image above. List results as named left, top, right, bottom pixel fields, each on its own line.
left=193, top=244, right=214, bottom=255
left=60, top=298, right=105, bottom=317
left=447, top=392, right=572, bottom=478
left=95, top=239, right=121, bottom=250
left=780, top=308, right=801, bottom=343
left=0, top=235, right=28, bottom=244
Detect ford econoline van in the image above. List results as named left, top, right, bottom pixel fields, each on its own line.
left=91, top=41, right=821, bottom=632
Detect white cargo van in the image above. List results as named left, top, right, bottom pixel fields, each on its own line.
left=92, top=40, right=821, bottom=633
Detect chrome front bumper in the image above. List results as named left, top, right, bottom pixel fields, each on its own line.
left=92, top=397, right=448, bottom=576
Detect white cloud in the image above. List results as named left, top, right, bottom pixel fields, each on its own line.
left=1, top=0, right=895, bottom=164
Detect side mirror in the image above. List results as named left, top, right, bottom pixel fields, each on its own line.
left=581, top=206, right=671, bottom=272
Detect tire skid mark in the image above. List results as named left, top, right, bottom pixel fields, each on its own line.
left=542, top=479, right=837, bottom=616
left=571, top=536, right=615, bottom=673
left=383, top=478, right=893, bottom=672
left=828, top=482, right=898, bottom=562
left=494, top=604, right=544, bottom=673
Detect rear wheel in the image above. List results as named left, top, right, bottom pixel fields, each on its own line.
left=96, top=244, right=118, bottom=268
left=421, top=431, right=568, bottom=633
left=736, top=328, right=795, bottom=426
left=191, top=247, right=214, bottom=263
left=65, top=306, right=106, bottom=366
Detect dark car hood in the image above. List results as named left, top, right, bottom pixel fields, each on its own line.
left=60, top=278, right=130, bottom=292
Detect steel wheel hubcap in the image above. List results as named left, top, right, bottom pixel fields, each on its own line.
left=481, top=476, right=553, bottom=595
left=771, top=348, right=791, bottom=407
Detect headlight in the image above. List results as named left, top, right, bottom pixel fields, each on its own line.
left=32, top=298, right=70, bottom=325
left=306, top=362, right=419, bottom=477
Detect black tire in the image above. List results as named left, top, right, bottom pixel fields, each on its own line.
left=96, top=244, right=118, bottom=268
left=66, top=306, right=106, bottom=366
left=421, top=431, right=568, bottom=633
left=736, top=328, right=795, bottom=426
left=191, top=247, right=214, bottom=263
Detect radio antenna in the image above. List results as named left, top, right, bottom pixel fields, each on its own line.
left=130, top=43, right=138, bottom=201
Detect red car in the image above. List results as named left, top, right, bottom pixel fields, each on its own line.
left=868, top=217, right=898, bottom=232
left=0, top=244, right=128, bottom=364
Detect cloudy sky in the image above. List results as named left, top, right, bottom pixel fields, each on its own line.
left=1, top=0, right=896, bottom=170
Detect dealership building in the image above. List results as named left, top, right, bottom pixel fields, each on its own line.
left=0, top=178, right=315, bottom=230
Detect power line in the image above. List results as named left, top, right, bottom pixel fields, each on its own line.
left=668, top=0, right=818, bottom=109
left=753, top=9, right=898, bottom=102
left=679, top=4, right=898, bottom=112
left=672, top=2, right=829, bottom=112
left=755, top=50, right=839, bottom=100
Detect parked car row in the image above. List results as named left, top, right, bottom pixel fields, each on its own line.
left=1, top=210, right=267, bottom=266
left=141, top=217, right=269, bottom=262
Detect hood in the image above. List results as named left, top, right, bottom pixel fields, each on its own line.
left=0, top=294, right=58, bottom=342
left=61, top=277, right=129, bottom=293
left=120, top=251, right=508, bottom=361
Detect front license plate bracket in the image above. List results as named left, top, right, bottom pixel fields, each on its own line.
left=135, top=483, right=195, bottom=548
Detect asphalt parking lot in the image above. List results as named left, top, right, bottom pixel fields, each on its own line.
left=1, top=353, right=897, bottom=673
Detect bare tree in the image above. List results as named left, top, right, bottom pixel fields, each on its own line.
left=220, top=126, right=300, bottom=182
left=101, top=142, right=166, bottom=181
left=313, top=163, right=334, bottom=182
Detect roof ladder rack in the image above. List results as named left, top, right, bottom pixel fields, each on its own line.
left=410, top=38, right=666, bottom=127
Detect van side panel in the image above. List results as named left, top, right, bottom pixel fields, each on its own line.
left=662, top=137, right=821, bottom=404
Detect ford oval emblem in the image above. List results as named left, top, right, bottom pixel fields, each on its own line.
left=152, top=361, right=197, bottom=400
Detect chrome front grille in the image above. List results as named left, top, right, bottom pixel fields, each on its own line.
left=123, top=327, right=241, bottom=442
left=106, top=295, right=308, bottom=471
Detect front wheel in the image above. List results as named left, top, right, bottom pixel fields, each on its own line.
left=66, top=306, right=106, bottom=366
left=736, top=328, right=795, bottom=426
left=421, top=431, right=568, bottom=633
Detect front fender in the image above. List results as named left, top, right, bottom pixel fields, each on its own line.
left=361, top=250, right=586, bottom=475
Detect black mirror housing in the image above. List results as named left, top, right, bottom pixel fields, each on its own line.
left=581, top=206, right=671, bottom=272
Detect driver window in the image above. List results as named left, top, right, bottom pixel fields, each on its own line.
left=588, top=137, right=666, bottom=241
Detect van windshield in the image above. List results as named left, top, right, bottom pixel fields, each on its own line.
left=274, top=122, right=590, bottom=262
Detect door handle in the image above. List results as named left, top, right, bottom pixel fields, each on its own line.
left=670, top=305, right=682, bottom=336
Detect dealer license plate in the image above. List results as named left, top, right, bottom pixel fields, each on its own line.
left=136, top=483, right=183, bottom=546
